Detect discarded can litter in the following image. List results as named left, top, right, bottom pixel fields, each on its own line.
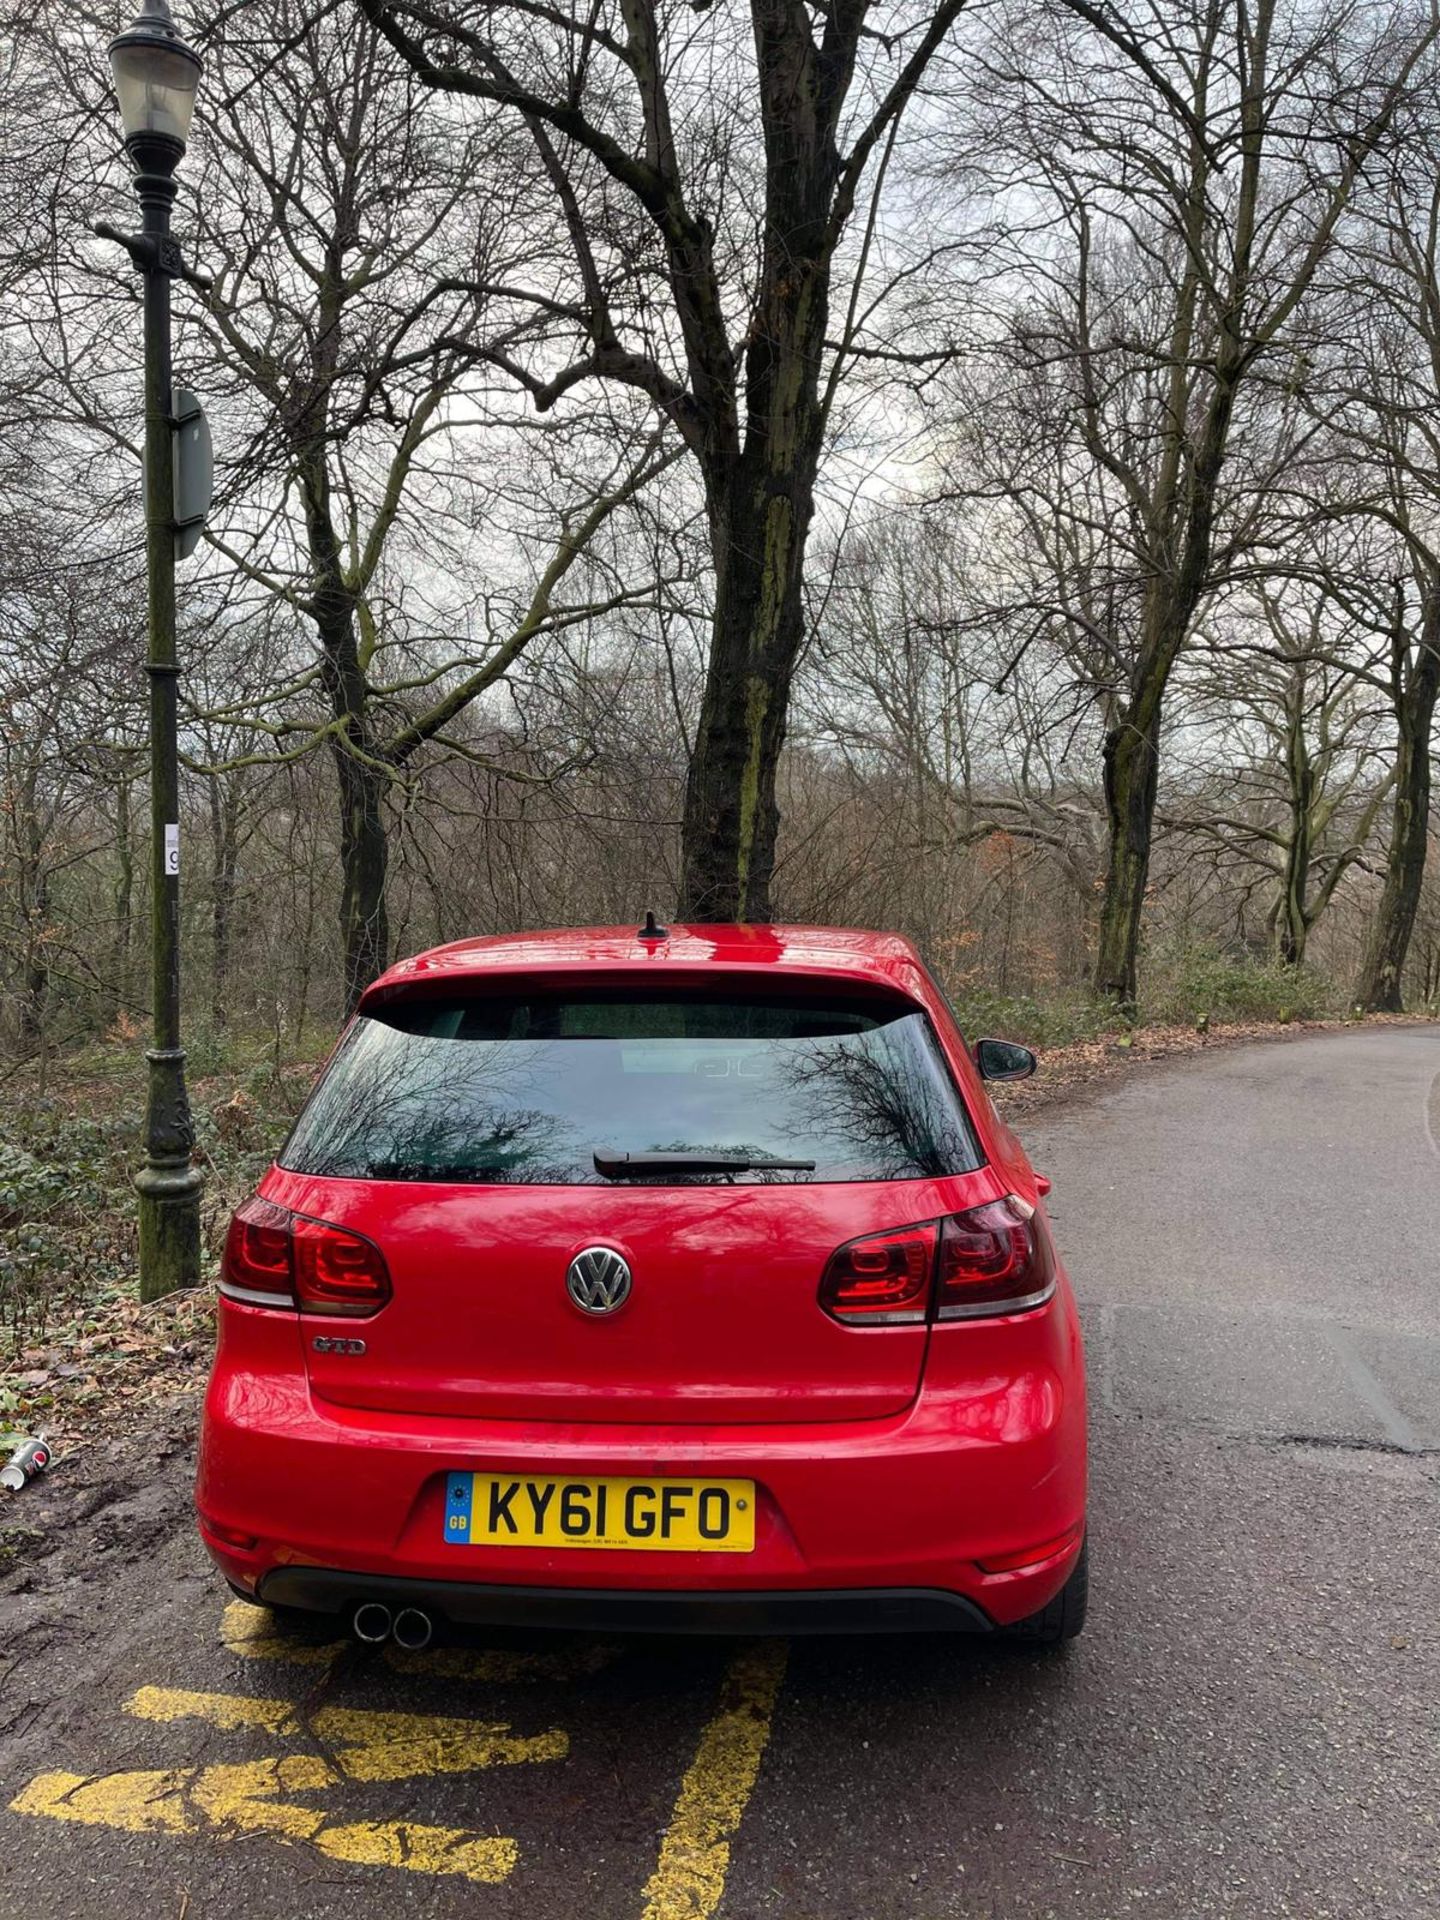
left=1, top=1435, right=51, bottom=1491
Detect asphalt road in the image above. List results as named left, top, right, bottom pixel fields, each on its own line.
left=1, top=1024, right=1436, bottom=1919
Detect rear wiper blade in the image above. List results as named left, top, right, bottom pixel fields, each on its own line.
left=593, top=1150, right=816, bottom=1177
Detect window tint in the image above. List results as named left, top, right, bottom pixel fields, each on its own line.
left=281, top=991, right=982, bottom=1185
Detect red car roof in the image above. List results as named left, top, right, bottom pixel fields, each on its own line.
left=359, top=924, right=932, bottom=1007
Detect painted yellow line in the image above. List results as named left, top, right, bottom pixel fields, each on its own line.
left=11, top=1760, right=516, bottom=1883
left=639, top=1641, right=788, bottom=1920
left=317, top=1705, right=567, bottom=1780
left=307, top=1818, right=516, bottom=1879
left=187, top=1756, right=517, bottom=1877
left=10, top=1682, right=566, bottom=1883
left=220, top=1601, right=340, bottom=1667
left=12, top=1769, right=191, bottom=1836
left=221, top=1599, right=618, bottom=1681
left=128, top=1685, right=298, bottom=1736
left=191, top=1754, right=345, bottom=1841
left=123, top=1684, right=568, bottom=1777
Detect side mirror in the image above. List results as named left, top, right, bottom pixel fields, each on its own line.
left=975, top=1037, right=1037, bottom=1082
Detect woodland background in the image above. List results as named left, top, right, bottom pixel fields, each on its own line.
left=8, top=0, right=1440, bottom=1059
left=4, top=0, right=1440, bottom=1376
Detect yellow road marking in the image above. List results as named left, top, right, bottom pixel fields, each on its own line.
left=640, top=1641, right=787, bottom=1920
left=11, top=1762, right=516, bottom=1883
left=312, top=1705, right=567, bottom=1780
left=307, top=1818, right=516, bottom=1879
left=220, top=1601, right=335, bottom=1667
left=129, top=1685, right=296, bottom=1735
left=13, top=1608, right=787, bottom=1900
left=220, top=1599, right=618, bottom=1681
left=125, top=1685, right=567, bottom=1777
left=192, top=1754, right=357, bottom=1840
left=11, top=1685, right=564, bottom=1883
left=12, top=1770, right=191, bottom=1836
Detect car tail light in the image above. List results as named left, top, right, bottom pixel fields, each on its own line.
left=221, top=1197, right=295, bottom=1308
left=220, top=1196, right=391, bottom=1318
left=290, top=1213, right=391, bottom=1314
left=935, top=1196, right=1054, bottom=1319
left=818, top=1198, right=1054, bottom=1326
left=818, top=1222, right=938, bottom=1324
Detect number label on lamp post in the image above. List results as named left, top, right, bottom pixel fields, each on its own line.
left=164, top=824, right=180, bottom=876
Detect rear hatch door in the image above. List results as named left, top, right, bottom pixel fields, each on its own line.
left=272, top=978, right=987, bottom=1425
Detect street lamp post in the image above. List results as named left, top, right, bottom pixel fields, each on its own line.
left=97, top=2, right=207, bottom=1301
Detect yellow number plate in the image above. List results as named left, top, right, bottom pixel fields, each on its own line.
left=444, top=1472, right=755, bottom=1552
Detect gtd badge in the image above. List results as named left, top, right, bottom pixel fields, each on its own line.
left=566, top=1246, right=632, bottom=1315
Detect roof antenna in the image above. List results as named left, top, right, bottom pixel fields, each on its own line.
left=637, top=909, right=668, bottom=942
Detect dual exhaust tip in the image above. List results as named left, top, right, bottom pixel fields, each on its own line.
left=352, top=1601, right=434, bottom=1650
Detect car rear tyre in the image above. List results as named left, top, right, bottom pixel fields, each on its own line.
left=1004, top=1537, right=1087, bottom=1646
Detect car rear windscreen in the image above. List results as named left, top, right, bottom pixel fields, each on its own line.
left=280, top=989, right=982, bottom=1185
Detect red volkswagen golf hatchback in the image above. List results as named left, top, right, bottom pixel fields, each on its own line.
left=197, top=924, right=1088, bottom=1644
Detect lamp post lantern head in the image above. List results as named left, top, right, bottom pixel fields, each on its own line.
left=108, top=1, right=202, bottom=169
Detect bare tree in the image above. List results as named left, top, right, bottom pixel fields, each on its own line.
left=351, top=0, right=984, bottom=920
left=2, top=1, right=680, bottom=1008
left=1166, top=586, right=1392, bottom=967
left=939, top=0, right=1434, bottom=1009
left=1305, top=76, right=1440, bottom=1011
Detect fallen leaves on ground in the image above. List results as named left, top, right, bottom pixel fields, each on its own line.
left=0, top=1286, right=213, bottom=1474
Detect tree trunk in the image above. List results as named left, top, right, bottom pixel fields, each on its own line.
left=677, top=23, right=833, bottom=924
left=1276, top=901, right=1307, bottom=970
left=302, top=446, right=392, bottom=1014
left=679, top=458, right=816, bottom=919
left=1094, top=702, right=1162, bottom=1013
left=1277, top=721, right=1314, bottom=969
left=18, top=770, right=48, bottom=1047
left=332, top=738, right=390, bottom=1012
left=112, top=767, right=135, bottom=1021
left=209, top=777, right=239, bottom=1031
left=1354, top=605, right=1440, bottom=1013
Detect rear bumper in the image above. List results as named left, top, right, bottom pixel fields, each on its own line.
left=259, top=1566, right=993, bottom=1634
left=199, top=1287, right=1087, bottom=1631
